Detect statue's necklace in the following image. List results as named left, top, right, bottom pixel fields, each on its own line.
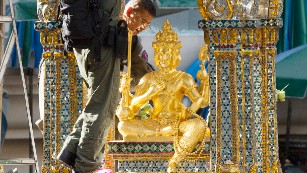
left=153, top=71, right=183, bottom=90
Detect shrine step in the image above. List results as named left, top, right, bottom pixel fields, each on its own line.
left=117, top=160, right=209, bottom=173
left=107, top=141, right=210, bottom=173
left=107, top=141, right=210, bottom=155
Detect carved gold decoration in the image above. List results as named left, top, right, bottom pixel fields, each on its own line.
left=198, top=0, right=233, bottom=20
left=198, top=0, right=283, bottom=20
left=116, top=19, right=209, bottom=173
left=37, top=0, right=59, bottom=22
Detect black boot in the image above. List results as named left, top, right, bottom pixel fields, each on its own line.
left=57, top=149, right=76, bottom=168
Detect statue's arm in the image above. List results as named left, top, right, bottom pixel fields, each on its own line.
left=197, top=69, right=210, bottom=107
left=130, top=86, right=155, bottom=114
left=187, top=89, right=205, bottom=113
left=130, top=76, right=160, bottom=114
left=182, top=74, right=206, bottom=116
left=117, top=75, right=154, bottom=121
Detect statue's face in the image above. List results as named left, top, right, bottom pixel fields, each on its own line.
left=154, top=47, right=180, bottom=71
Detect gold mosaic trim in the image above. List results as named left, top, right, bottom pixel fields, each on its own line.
left=68, top=53, right=78, bottom=127
left=268, top=0, right=281, bottom=19
left=228, top=55, right=239, bottom=164
left=250, top=53, right=259, bottom=172
left=249, top=55, right=256, bottom=173
left=105, top=127, right=115, bottom=170
left=268, top=48, right=280, bottom=172
left=261, top=28, right=269, bottom=171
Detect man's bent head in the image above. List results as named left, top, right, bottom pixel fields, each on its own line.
left=124, top=0, right=157, bottom=35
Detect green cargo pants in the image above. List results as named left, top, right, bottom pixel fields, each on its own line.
left=62, top=45, right=120, bottom=173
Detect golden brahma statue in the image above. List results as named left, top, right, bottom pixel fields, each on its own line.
left=116, top=19, right=210, bottom=173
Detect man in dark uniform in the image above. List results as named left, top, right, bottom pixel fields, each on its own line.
left=57, top=0, right=157, bottom=172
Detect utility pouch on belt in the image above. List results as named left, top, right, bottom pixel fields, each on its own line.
left=106, top=27, right=116, bottom=47
left=115, top=20, right=128, bottom=60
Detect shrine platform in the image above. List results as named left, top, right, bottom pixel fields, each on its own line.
left=106, top=141, right=210, bottom=173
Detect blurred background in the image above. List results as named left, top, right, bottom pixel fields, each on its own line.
left=0, top=0, right=306, bottom=172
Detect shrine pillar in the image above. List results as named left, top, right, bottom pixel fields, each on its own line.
left=35, top=0, right=83, bottom=172
left=198, top=0, right=283, bottom=172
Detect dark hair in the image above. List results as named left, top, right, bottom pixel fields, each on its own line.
left=130, top=0, right=157, bottom=17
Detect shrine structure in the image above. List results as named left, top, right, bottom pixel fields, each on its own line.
left=35, top=0, right=284, bottom=172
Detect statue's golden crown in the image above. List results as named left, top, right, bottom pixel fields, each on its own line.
left=152, top=19, right=182, bottom=49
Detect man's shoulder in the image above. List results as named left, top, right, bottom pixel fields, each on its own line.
left=101, top=0, right=119, bottom=11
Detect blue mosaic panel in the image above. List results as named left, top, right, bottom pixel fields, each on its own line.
left=221, top=59, right=232, bottom=163
left=108, top=142, right=210, bottom=154
left=34, top=21, right=62, bottom=31
left=252, top=55, right=263, bottom=170
left=50, top=58, right=57, bottom=167
left=42, top=56, right=83, bottom=171
left=43, top=59, right=52, bottom=168
left=117, top=160, right=209, bottom=172
left=60, top=59, right=71, bottom=144
left=243, top=57, right=253, bottom=165
left=198, top=19, right=283, bottom=29
left=236, top=52, right=244, bottom=167
left=208, top=29, right=217, bottom=171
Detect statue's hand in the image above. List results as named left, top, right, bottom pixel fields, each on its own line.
left=116, top=106, right=132, bottom=121
left=180, top=106, right=194, bottom=120
left=197, top=69, right=208, bottom=80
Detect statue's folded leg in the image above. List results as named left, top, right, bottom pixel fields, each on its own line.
left=168, top=118, right=206, bottom=173
left=118, top=119, right=161, bottom=137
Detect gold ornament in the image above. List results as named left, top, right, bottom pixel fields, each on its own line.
left=198, top=0, right=283, bottom=20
